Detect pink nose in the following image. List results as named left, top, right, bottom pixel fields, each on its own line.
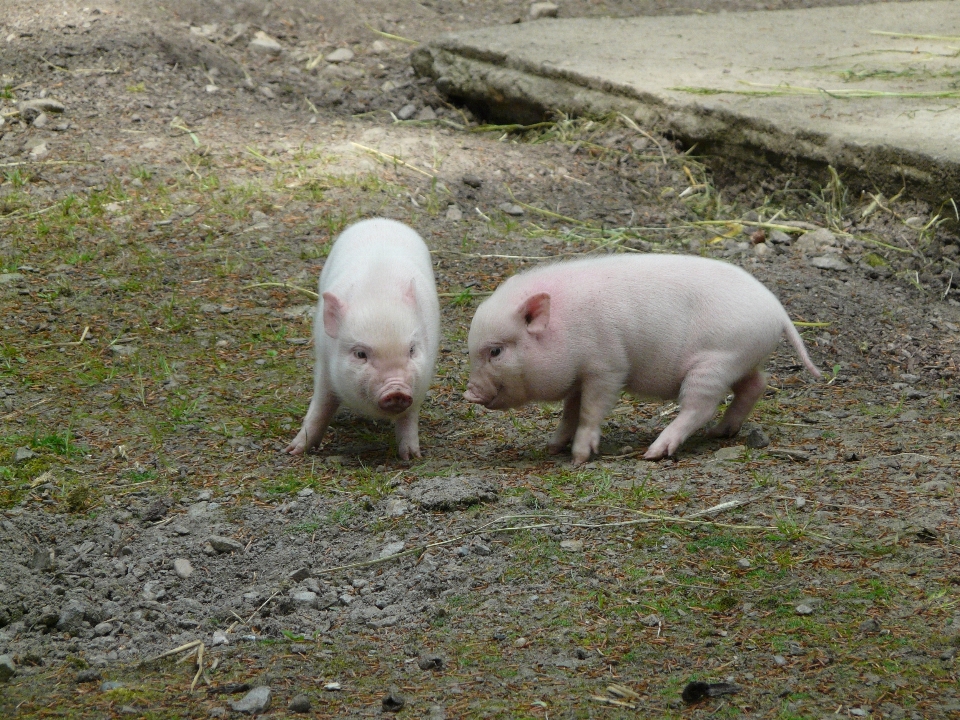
left=379, top=391, right=412, bottom=413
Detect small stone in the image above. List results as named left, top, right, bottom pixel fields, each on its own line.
left=76, top=669, right=103, bottom=684
left=230, top=686, right=272, bottom=714
left=32, top=111, right=49, bottom=128
left=205, top=84, right=219, bottom=94
left=249, top=31, right=282, bottom=54
left=0, top=273, right=25, bottom=285
left=640, top=613, right=661, bottom=627
left=0, top=654, right=15, bottom=682
left=753, top=242, right=769, bottom=257
left=110, top=344, right=137, bottom=357
left=93, top=621, right=114, bottom=636
left=326, top=48, right=355, bottom=63
left=370, top=40, right=389, bottom=54
left=418, top=654, right=444, bottom=670
left=850, top=709, right=867, bottom=717
left=14, top=447, right=36, bottom=462
left=559, top=539, right=583, bottom=552
left=769, top=230, right=791, bottom=245
left=174, top=558, right=193, bottom=579
left=772, top=654, right=787, bottom=667
left=795, top=228, right=837, bottom=253
left=324, top=682, right=342, bottom=691
left=415, top=106, right=437, bottom=121
left=258, top=85, right=276, bottom=100
left=288, top=694, right=311, bottom=713
left=513, top=637, right=529, bottom=648
left=795, top=496, right=807, bottom=509
left=57, top=599, right=89, bottom=633
left=713, top=445, right=744, bottom=461
left=529, top=2, right=560, bottom=19
left=462, top=174, right=482, bottom=188
left=296, top=487, right=315, bottom=498
left=810, top=255, right=849, bottom=271
left=795, top=604, right=814, bottom=616
left=736, top=558, right=751, bottom=569
left=382, top=687, right=406, bottom=713
left=744, top=427, right=770, bottom=448
left=289, top=567, right=311, bottom=582
left=211, top=631, right=230, bottom=646
left=859, top=618, right=881, bottom=634
left=498, top=203, right=525, bottom=216
left=142, top=580, right=167, bottom=601
left=396, top=103, right=417, bottom=120
left=207, top=535, right=244, bottom=554
left=379, top=541, right=405, bottom=559
left=101, top=681, right=124, bottom=691
left=292, top=591, right=317, bottom=608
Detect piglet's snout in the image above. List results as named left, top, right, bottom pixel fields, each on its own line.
left=378, top=387, right=413, bottom=413
left=463, top=384, right=484, bottom=404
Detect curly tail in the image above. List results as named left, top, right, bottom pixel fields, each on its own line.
left=784, top=321, right=821, bottom=378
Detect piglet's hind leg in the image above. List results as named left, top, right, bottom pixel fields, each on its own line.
left=644, top=363, right=730, bottom=459
left=705, top=370, right=767, bottom=439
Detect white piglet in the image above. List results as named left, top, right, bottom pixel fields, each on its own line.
left=464, top=254, right=820, bottom=464
left=286, top=218, right=440, bottom=460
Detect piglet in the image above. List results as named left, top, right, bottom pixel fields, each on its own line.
left=286, top=218, right=440, bottom=460
left=464, top=254, right=820, bottom=463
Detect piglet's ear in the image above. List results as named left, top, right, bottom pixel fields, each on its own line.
left=519, top=292, right=550, bottom=334
left=402, top=279, right=419, bottom=308
left=322, top=292, right=346, bottom=339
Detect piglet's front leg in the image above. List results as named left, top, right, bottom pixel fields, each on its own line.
left=547, top=391, right=581, bottom=455
left=569, top=376, right=622, bottom=465
left=393, top=409, right=422, bottom=461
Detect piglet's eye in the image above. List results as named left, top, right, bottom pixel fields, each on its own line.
left=354, top=350, right=367, bottom=360
left=489, top=347, right=501, bottom=358
left=409, top=344, right=416, bottom=357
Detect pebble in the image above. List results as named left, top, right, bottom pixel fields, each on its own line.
left=326, top=48, right=355, bottom=63
left=736, top=558, right=751, bottom=569
left=382, top=687, right=406, bottom=712
left=498, top=202, right=525, bottom=216
left=249, top=31, right=282, bottom=54
left=772, top=654, right=787, bottom=667
left=462, top=174, right=483, bottom=188
left=379, top=541, right=405, bottom=559
left=859, top=618, right=881, bottom=634
left=94, top=621, right=114, bottom=636
left=29, top=142, right=49, bottom=159
left=513, top=636, right=529, bottom=647
left=530, top=2, right=560, bottom=19
left=768, top=230, right=792, bottom=245
left=0, top=273, right=25, bottom=285
left=174, top=558, right=194, bottom=579
left=744, top=427, right=770, bottom=448
left=288, top=694, right=311, bottom=713
left=14, top=447, right=36, bottom=462
left=396, top=103, right=417, bottom=120
left=289, top=567, right=311, bottom=582
left=211, top=631, right=230, bottom=646
left=76, top=669, right=103, bottom=683
left=795, top=228, right=837, bottom=253
left=258, top=85, right=276, bottom=99
left=230, top=686, right=272, bottom=714
left=32, top=111, right=49, bottom=128
left=207, top=535, right=244, bottom=554
left=370, top=40, right=389, bottom=54
left=559, top=539, right=583, bottom=552
left=324, top=681, right=342, bottom=691
left=713, top=445, right=744, bottom=461
left=640, top=613, right=661, bottom=627
left=0, top=654, right=15, bottom=682
left=795, top=604, right=814, bottom=615
left=101, top=681, right=124, bottom=691
left=409, top=476, right=498, bottom=511
left=415, top=106, right=437, bottom=121
left=57, top=599, right=89, bottom=633
left=418, top=654, right=444, bottom=670
left=810, top=255, right=849, bottom=271
left=292, top=591, right=318, bottom=608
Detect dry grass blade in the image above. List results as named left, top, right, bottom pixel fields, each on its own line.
left=617, top=113, right=666, bottom=164
left=140, top=639, right=203, bottom=666
left=245, top=282, right=319, bottom=299
left=350, top=142, right=438, bottom=180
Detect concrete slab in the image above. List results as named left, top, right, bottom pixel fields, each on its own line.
left=414, top=1, right=960, bottom=212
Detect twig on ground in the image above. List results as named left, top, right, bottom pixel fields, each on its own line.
left=245, top=281, right=319, bottom=299
left=1, top=397, right=50, bottom=422
left=140, top=639, right=203, bottom=666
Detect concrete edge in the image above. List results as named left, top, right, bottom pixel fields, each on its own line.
left=412, top=44, right=960, bottom=219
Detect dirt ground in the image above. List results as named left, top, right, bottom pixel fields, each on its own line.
left=1, top=1, right=958, bottom=718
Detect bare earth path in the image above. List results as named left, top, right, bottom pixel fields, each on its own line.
left=1, top=1, right=958, bottom=718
